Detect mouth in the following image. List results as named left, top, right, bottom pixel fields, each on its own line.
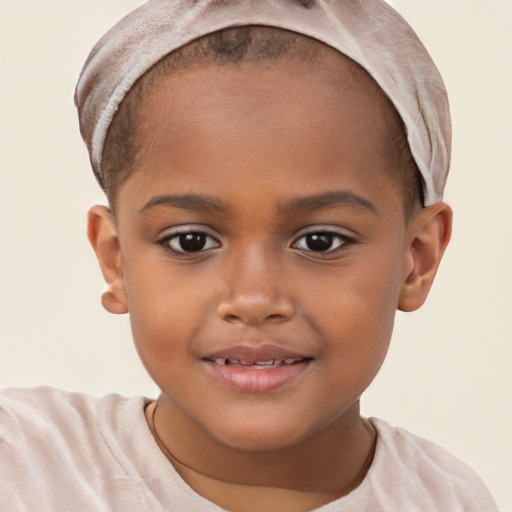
left=208, top=357, right=310, bottom=369
left=201, top=344, right=313, bottom=393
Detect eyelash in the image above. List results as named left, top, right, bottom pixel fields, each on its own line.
left=157, top=228, right=220, bottom=255
left=156, top=227, right=356, bottom=257
left=292, top=230, right=356, bottom=256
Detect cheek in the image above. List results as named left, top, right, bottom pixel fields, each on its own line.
left=302, top=253, right=402, bottom=333
left=299, top=251, right=403, bottom=378
left=123, top=263, right=213, bottom=370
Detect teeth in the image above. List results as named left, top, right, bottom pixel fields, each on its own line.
left=212, top=358, right=304, bottom=368
left=250, top=361, right=281, bottom=369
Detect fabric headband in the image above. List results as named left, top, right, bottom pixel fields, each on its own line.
left=75, top=0, right=451, bottom=206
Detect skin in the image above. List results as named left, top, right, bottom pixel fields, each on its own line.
left=88, top=49, right=452, bottom=511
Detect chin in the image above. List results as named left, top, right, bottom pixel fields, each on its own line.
left=206, top=413, right=318, bottom=453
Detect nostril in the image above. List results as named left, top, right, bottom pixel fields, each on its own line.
left=217, top=293, right=295, bottom=326
left=224, top=314, right=241, bottom=324
left=266, top=313, right=287, bottom=323
left=220, top=310, right=291, bottom=326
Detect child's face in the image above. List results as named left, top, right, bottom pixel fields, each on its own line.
left=104, top=53, right=422, bottom=451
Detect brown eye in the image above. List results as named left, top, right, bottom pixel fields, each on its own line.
left=304, top=234, right=334, bottom=252
left=293, top=231, right=353, bottom=253
left=164, top=231, right=220, bottom=253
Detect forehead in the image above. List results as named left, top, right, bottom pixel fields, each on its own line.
left=135, top=48, right=395, bottom=168
left=117, top=53, right=404, bottom=221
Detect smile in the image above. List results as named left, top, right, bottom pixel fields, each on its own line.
left=202, top=345, right=313, bottom=393
left=212, top=358, right=305, bottom=369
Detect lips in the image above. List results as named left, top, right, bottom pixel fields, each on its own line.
left=202, top=343, right=313, bottom=393
left=212, top=358, right=304, bottom=369
left=203, top=343, right=311, bottom=364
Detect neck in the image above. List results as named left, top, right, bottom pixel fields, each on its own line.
left=146, top=396, right=376, bottom=510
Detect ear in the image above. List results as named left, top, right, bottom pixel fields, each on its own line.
left=87, top=205, right=128, bottom=315
left=398, top=202, right=453, bottom=312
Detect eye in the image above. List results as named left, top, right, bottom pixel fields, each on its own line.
left=159, top=230, right=220, bottom=253
left=293, top=231, right=353, bottom=253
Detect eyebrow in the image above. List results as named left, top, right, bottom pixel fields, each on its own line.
left=279, top=190, right=377, bottom=215
left=139, top=194, right=228, bottom=214
left=139, top=190, right=376, bottom=216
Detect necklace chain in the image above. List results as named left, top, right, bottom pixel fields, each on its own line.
left=149, top=402, right=192, bottom=470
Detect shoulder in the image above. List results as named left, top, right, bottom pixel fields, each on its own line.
left=0, top=386, right=149, bottom=464
left=0, top=386, right=154, bottom=510
left=0, top=385, right=153, bottom=458
left=0, top=387, right=226, bottom=511
left=366, top=417, right=498, bottom=512
left=0, top=385, right=147, bottom=437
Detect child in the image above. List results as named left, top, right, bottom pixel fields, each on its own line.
left=0, top=1, right=499, bottom=511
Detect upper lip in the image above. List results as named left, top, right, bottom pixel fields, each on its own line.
left=202, top=343, right=312, bottom=363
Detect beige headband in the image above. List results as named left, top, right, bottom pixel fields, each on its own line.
left=75, top=0, right=451, bottom=206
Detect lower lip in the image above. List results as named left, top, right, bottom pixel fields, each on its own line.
left=203, top=360, right=311, bottom=393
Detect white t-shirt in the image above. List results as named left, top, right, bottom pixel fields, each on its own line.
left=0, top=387, right=498, bottom=512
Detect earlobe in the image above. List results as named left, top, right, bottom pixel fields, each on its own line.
left=87, top=205, right=128, bottom=315
left=101, top=286, right=128, bottom=315
left=398, top=202, right=452, bottom=312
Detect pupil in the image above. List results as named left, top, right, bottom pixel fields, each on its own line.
left=306, top=233, right=333, bottom=252
left=180, top=233, right=206, bottom=252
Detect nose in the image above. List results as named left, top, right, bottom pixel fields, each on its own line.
left=217, top=245, right=295, bottom=327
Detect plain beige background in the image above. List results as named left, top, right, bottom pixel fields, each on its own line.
left=0, top=1, right=510, bottom=510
